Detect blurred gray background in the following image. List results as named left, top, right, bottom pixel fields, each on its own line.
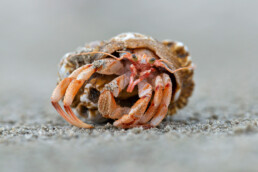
left=1, top=0, right=257, bottom=96
left=0, top=1, right=258, bottom=172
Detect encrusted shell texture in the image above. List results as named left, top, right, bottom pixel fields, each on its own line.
left=58, top=33, right=194, bottom=123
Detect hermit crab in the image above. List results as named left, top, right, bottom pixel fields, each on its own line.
left=51, top=33, right=195, bottom=129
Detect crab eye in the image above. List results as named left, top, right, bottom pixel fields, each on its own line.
left=149, top=58, right=156, bottom=64
left=132, top=54, right=138, bottom=61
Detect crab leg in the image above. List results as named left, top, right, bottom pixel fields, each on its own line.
left=113, top=80, right=153, bottom=128
left=63, top=59, right=124, bottom=128
left=123, top=73, right=172, bottom=129
left=52, top=58, right=124, bottom=128
left=98, top=91, right=130, bottom=119
left=62, top=65, right=96, bottom=128
left=105, top=72, right=131, bottom=97
left=51, top=65, right=92, bottom=127
left=138, top=75, right=164, bottom=124
left=127, top=64, right=137, bottom=92
left=98, top=72, right=131, bottom=119
left=150, top=73, right=172, bottom=127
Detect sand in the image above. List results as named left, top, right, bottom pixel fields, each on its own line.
left=1, top=89, right=258, bottom=172
left=1, top=1, right=258, bottom=172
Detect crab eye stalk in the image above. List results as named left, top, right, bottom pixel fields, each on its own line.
left=132, top=54, right=138, bottom=61
left=149, top=58, right=156, bottom=64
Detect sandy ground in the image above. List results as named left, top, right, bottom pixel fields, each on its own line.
left=1, top=1, right=258, bottom=172
left=1, top=90, right=258, bottom=172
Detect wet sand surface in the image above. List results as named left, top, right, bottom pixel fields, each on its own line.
left=0, top=1, right=258, bottom=172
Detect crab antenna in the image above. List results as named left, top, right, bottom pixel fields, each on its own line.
left=158, top=59, right=196, bottom=74
left=70, top=52, right=119, bottom=60
left=170, top=64, right=196, bottom=74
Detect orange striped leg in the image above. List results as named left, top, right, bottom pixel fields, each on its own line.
left=113, top=81, right=152, bottom=128
left=98, top=72, right=131, bottom=119
left=51, top=65, right=91, bottom=127
left=138, top=75, right=164, bottom=124
left=150, top=73, right=172, bottom=127
left=63, top=59, right=124, bottom=128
